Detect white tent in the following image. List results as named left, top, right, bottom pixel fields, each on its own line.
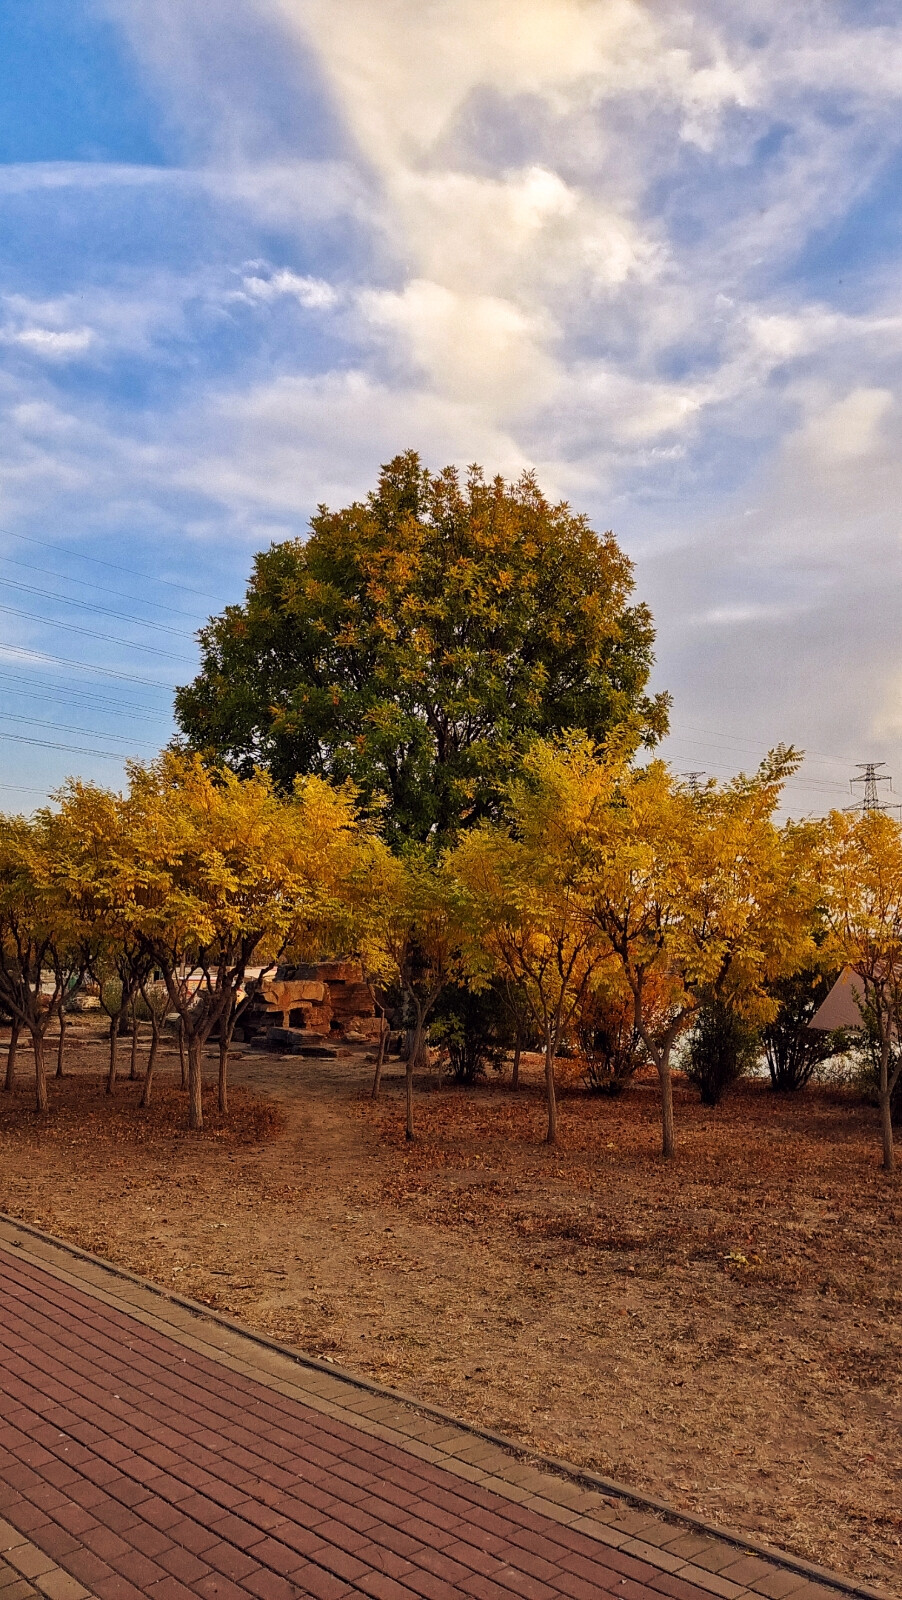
left=810, top=967, right=865, bottom=1032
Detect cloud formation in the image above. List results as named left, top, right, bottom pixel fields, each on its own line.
left=3, top=1, right=902, bottom=803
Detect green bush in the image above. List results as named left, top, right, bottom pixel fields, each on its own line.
left=685, top=1000, right=760, bottom=1107
left=430, top=982, right=514, bottom=1084
left=762, top=967, right=849, bottom=1091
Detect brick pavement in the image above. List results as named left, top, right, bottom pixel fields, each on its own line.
left=0, top=1224, right=883, bottom=1600
left=0, top=1549, right=40, bottom=1600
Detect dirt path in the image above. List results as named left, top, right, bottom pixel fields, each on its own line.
left=0, top=1026, right=899, bottom=1592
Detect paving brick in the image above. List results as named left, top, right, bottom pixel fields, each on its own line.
left=33, top=1570, right=90, bottom=1600
left=241, top=1569, right=305, bottom=1600
left=352, top=1573, right=420, bottom=1600
left=778, top=1586, right=847, bottom=1600
left=719, top=1556, right=784, bottom=1586
left=554, top=1569, right=618, bottom=1600
left=0, top=1558, right=39, bottom=1600
left=622, top=1538, right=688, bottom=1573
left=0, top=1548, right=54, bottom=1583
left=92, top=1576, right=150, bottom=1600
left=156, top=1544, right=213, bottom=1584
left=648, top=1573, right=730, bottom=1600
left=670, top=1565, right=747, bottom=1600
left=282, top=1565, right=354, bottom=1600
left=144, top=1576, right=199, bottom=1600
left=745, top=1572, right=812, bottom=1599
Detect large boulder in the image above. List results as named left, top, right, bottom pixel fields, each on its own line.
left=238, top=960, right=377, bottom=1046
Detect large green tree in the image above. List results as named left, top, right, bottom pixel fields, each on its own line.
left=176, top=452, right=669, bottom=846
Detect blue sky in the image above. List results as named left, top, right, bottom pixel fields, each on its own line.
left=2, top=1, right=902, bottom=813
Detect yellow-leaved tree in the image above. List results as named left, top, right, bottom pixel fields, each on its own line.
left=365, top=849, right=466, bottom=1141
left=574, top=743, right=813, bottom=1156
left=60, top=753, right=371, bottom=1129
left=450, top=742, right=614, bottom=1144
left=819, top=808, right=902, bottom=1172
left=0, top=810, right=87, bottom=1111
left=52, top=778, right=154, bottom=1095
left=457, top=735, right=812, bottom=1157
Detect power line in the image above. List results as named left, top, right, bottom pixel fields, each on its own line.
left=673, top=721, right=862, bottom=772
left=0, top=711, right=152, bottom=745
left=0, top=670, right=168, bottom=720
left=0, top=730, right=133, bottom=760
left=0, top=602, right=195, bottom=662
left=0, top=551, right=210, bottom=622
left=0, top=525, right=226, bottom=603
left=0, top=575, right=194, bottom=639
left=0, top=643, right=177, bottom=689
left=665, top=746, right=851, bottom=795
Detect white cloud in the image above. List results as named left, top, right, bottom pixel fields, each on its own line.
left=254, top=0, right=724, bottom=405
left=271, top=0, right=750, bottom=167
left=793, top=387, right=895, bottom=466
left=238, top=268, right=338, bottom=308
left=359, top=278, right=557, bottom=409
left=3, top=327, right=95, bottom=359
left=697, top=602, right=798, bottom=628
left=175, top=368, right=532, bottom=514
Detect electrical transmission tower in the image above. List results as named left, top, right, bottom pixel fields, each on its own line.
left=847, top=762, right=900, bottom=814
left=681, top=771, right=705, bottom=795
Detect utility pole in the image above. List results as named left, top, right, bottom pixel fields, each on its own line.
left=680, top=771, right=705, bottom=796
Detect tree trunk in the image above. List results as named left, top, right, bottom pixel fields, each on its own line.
left=218, top=1037, right=228, bottom=1115
left=511, top=1032, right=521, bottom=1091
left=106, top=1016, right=119, bottom=1094
left=218, top=1002, right=235, bottom=1115
left=406, top=1017, right=426, bottom=1142
left=129, top=1007, right=139, bottom=1081
left=543, top=1027, right=558, bottom=1144
left=371, top=1011, right=388, bottom=1099
left=658, top=1053, right=675, bottom=1159
left=188, top=1034, right=203, bottom=1131
left=140, top=1013, right=159, bottom=1109
left=56, top=1013, right=67, bottom=1078
left=405, top=1053, right=415, bottom=1141
left=878, top=1038, right=895, bottom=1172
left=3, top=1020, right=20, bottom=1092
left=178, top=1020, right=187, bottom=1090
left=879, top=1088, right=895, bottom=1173
left=32, top=1030, right=47, bottom=1113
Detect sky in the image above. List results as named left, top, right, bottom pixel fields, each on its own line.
left=2, top=1, right=902, bottom=815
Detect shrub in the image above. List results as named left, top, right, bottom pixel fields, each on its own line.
left=684, top=1000, right=760, bottom=1106
left=850, top=1021, right=902, bottom=1124
left=429, top=982, right=514, bottom=1084
left=762, top=967, right=849, bottom=1091
left=576, top=985, right=645, bottom=1095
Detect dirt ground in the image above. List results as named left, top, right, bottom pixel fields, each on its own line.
left=0, top=1019, right=899, bottom=1594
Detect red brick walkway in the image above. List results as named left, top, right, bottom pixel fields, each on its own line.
left=0, top=1239, right=857, bottom=1600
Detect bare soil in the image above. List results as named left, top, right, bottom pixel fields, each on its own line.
left=0, top=1019, right=899, bottom=1593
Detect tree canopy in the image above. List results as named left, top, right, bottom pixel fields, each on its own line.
left=175, top=452, right=670, bottom=847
